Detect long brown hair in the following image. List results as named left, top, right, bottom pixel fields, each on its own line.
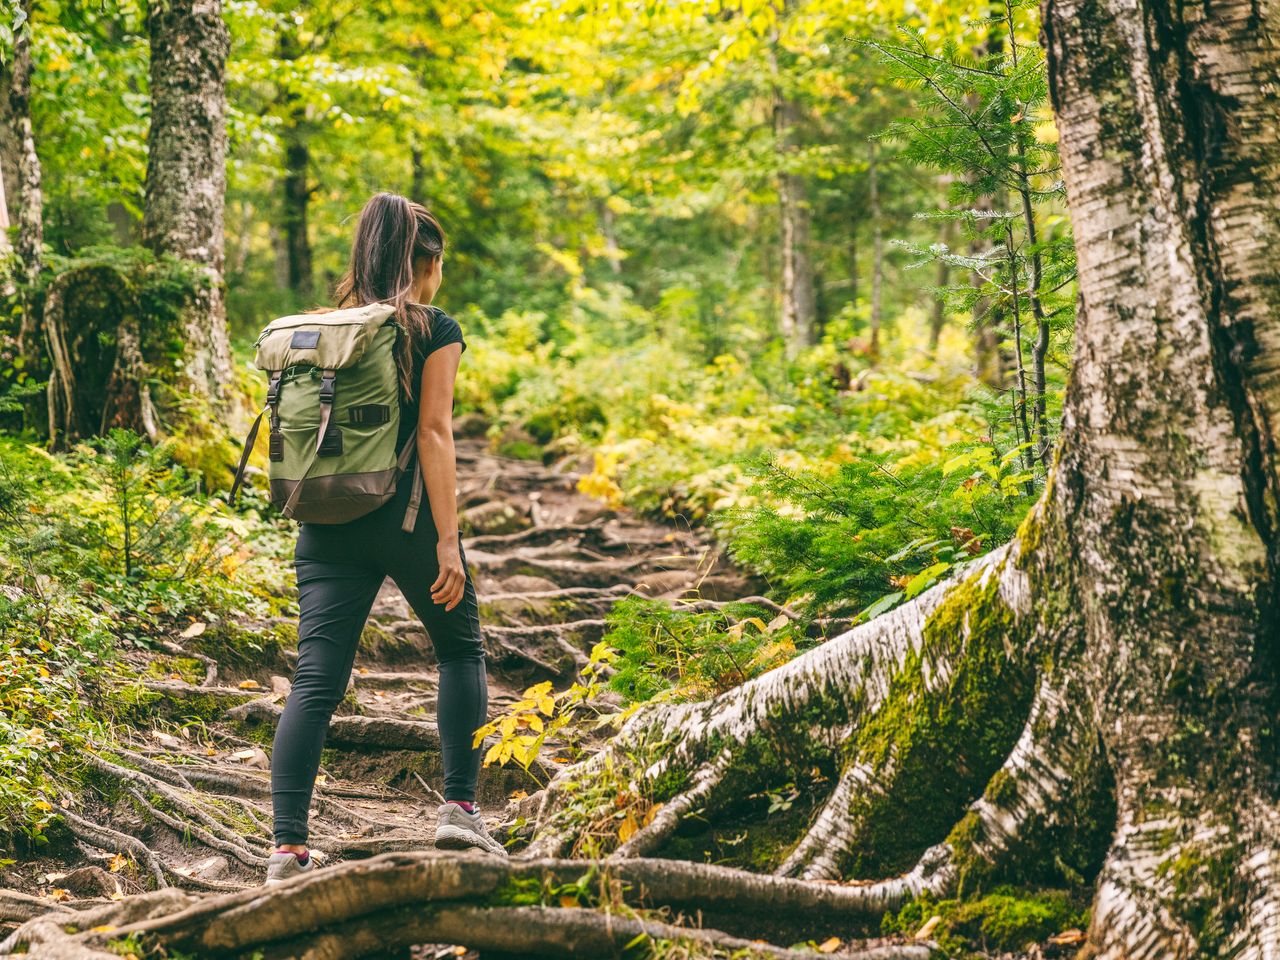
left=333, top=192, right=447, bottom=400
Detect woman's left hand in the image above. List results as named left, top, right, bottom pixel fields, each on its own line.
left=431, top=538, right=466, bottom=611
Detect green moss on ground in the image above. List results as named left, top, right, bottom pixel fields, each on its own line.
left=882, top=886, right=1089, bottom=956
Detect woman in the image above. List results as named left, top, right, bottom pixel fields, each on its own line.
left=265, top=192, right=505, bottom=885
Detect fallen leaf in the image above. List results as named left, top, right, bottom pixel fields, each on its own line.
left=617, top=812, right=639, bottom=843
left=766, top=613, right=790, bottom=632
left=238, top=679, right=262, bottom=690
left=915, top=915, right=942, bottom=940
left=168, top=672, right=185, bottom=682
left=108, top=853, right=128, bottom=873
left=89, top=925, right=117, bottom=934
left=509, top=790, right=528, bottom=801
left=48, top=888, right=70, bottom=902
left=180, top=622, right=207, bottom=638
left=452, top=948, right=467, bottom=956
left=817, top=937, right=842, bottom=953
left=315, top=774, right=328, bottom=786
left=559, top=895, right=578, bottom=908
left=231, top=749, right=257, bottom=761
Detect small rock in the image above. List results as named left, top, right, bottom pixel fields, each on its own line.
left=452, top=413, right=489, bottom=438
left=498, top=575, right=560, bottom=594
left=462, top=500, right=531, bottom=536
left=59, top=866, right=118, bottom=898
left=176, top=856, right=228, bottom=881
left=271, top=675, right=292, bottom=697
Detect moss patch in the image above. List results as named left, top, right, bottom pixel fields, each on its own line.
left=882, top=886, right=1088, bottom=955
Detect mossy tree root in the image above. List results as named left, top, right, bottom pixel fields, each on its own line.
left=526, top=539, right=1113, bottom=921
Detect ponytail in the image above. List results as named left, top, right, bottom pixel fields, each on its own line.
left=333, top=192, right=447, bottom=399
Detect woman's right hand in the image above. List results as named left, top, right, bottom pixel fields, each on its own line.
left=431, top=537, right=466, bottom=611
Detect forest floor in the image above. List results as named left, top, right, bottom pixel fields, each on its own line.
left=0, top=425, right=764, bottom=922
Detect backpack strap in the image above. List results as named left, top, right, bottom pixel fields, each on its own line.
left=229, top=370, right=283, bottom=507
left=280, top=368, right=337, bottom=520
left=228, top=408, right=265, bottom=506
left=401, top=454, right=423, bottom=534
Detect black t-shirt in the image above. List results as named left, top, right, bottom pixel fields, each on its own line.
left=396, top=305, right=466, bottom=450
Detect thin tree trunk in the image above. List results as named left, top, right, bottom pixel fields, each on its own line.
left=143, top=0, right=232, bottom=410
left=847, top=228, right=858, bottom=304
left=282, top=118, right=312, bottom=301
left=599, top=197, right=623, bottom=277
left=968, top=18, right=1008, bottom=388
left=769, top=18, right=816, bottom=359
left=277, top=30, right=312, bottom=303
left=868, top=140, right=883, bottom=361
left=7, top=0, right=42, bottom=358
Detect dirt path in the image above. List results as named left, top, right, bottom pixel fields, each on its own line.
left=5, top=433, right=762, bottom=904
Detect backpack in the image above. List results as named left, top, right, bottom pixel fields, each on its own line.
left=229, top=302, right=423, bottom=532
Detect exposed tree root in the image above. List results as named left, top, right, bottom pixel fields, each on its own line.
left=776, top=759, right=894, bottom=880
left=611, top=748, right=736, bottom=860
left=1, top=852, right=936, bottom=960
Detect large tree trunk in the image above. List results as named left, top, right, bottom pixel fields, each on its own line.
left=143, top=0, right=231, bottom=410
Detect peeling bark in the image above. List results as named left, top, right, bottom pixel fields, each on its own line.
left=143, top=0, right=232, bottom=410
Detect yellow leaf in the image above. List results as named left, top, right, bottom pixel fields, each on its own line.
left=559, top=894, right=579, bottom=908
left=617, top=812, right=639, bottom=843
left=483, top=743, right=503, bottom=766
left=108, top=853, right=128, bottom=872
left=817, top=937, right=842, bottom=953
left=90, top=925, right=117, bottom=934
left=539, top=697, right=556, bottom=716
left=642, top=802, right=663, bottom=827
left=238, top=680, right=262, bottom=690
left=526, top=716, right=544, bottom=733
left=49, top=888, right=70, bottom=902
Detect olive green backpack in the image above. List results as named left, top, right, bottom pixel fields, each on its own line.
left=229, top=302, right=423, bottom=532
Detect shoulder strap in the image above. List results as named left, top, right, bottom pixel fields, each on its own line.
left=228, top=408, right=265, bottom=506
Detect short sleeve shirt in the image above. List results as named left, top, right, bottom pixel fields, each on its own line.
left=396, top=305, right=466, bottom=450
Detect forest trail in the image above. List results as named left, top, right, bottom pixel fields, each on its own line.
left=3, top=428, right=762, bottom=907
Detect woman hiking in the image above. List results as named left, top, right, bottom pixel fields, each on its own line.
left=264, top=192, right=506, bottom=885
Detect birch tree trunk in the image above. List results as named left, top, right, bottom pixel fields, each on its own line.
left=142, top=0, right=231, bottom=410
left=7, top=0, right=43, bottom=358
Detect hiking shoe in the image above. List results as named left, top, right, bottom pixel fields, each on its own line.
left=264, top=850, right=316, bottom=885
left=434, top=803, right=509, bottom=857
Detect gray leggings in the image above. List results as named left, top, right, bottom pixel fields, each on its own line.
left=272, top=468, right=488, bottom=846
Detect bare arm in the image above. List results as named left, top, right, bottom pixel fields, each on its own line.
left=415, top=341, right=465, bottom=611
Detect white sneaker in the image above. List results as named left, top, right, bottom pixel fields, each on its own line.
left=434, top=803, right=508, bottom=857
left=264, top=850, right=315, bottom=885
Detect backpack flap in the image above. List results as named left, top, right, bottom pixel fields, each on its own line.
left=254, top=302, right=397, bottom=372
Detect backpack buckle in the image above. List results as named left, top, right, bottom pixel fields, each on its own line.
left=318, top=369, right=336, bottom=405
left=266, top=370, right=282, bottom=405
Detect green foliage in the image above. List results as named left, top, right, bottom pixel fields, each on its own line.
left=65, top=429, right=225, bottom=582
left=603, top=597, right=814, bottom=703
left=0, top=434, right=291, bottom=842
left=721, top=420, right=1032, bottom=620
left=882, top=887, right=1088, bottom=956
left=473, top=641, right=622, bottom=777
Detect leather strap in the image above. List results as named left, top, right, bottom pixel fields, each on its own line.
left=279, top=371, right=337, bottom=520
left=228, top=408, right=266, bottom=506
left=401, top=454, right=423, bottom=534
